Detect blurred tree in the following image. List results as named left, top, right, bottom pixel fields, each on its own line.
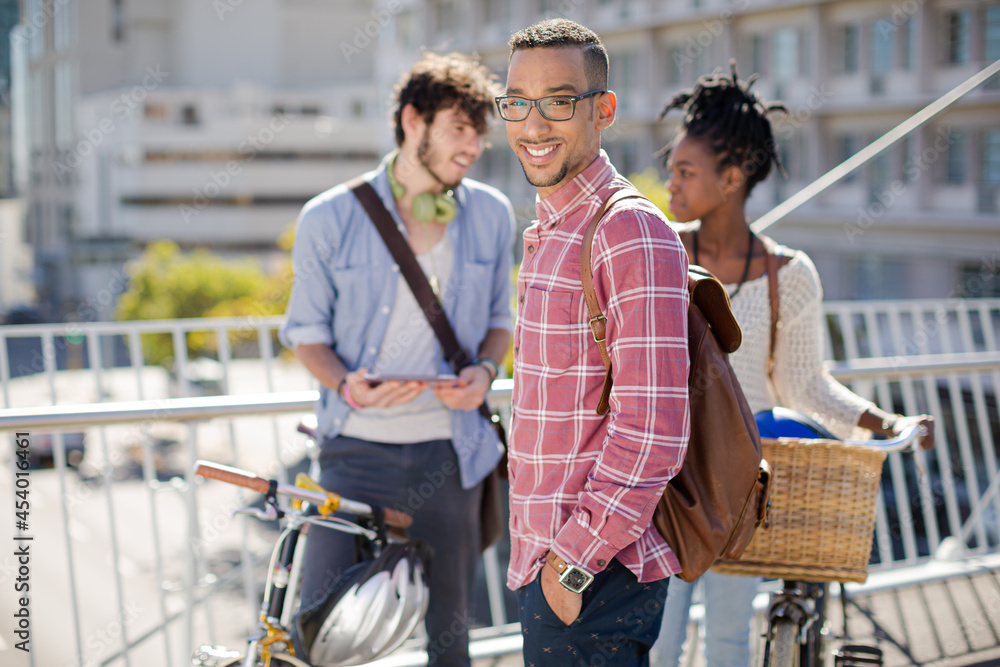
left=115, top=236, right=294, bottom=366
left=627, top=168, right=674, bottom=220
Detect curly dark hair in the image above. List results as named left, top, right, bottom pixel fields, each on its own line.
left=657, top=62, right=787, bottom=195
left=508, top=19, right=608, bottom=91
left=392, top=52, right=500, bottom=147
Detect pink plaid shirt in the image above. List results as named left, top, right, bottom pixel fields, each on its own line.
left=507, top=152, right=690, bottom=591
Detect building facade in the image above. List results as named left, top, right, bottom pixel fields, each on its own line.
left=16, top=0, right=1000, bottom=320
left=16, top=0, right=394, bottom=320
left=433, top=0, right=999, bottom=301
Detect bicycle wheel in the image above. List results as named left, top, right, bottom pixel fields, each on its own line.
left=768, top=618, right=800, bottom=667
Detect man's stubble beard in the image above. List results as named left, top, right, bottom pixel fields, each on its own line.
left=418, top=132, right=462, bottom=190
left=518, top=158, right=569, bottom=189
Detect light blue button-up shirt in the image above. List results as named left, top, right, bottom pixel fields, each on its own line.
left=280, top=154, right=515, bottom=489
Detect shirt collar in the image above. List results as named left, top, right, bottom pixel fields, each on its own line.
left=535, top=150, right=615, bottom=228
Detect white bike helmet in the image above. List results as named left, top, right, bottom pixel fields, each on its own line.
left=295, top=540, right=433, bottom=667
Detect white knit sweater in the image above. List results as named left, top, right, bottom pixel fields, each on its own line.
left=723, top=250, right=874, bottom=439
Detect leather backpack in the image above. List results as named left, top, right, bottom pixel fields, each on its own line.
left=580, top=189, right=772, bottom=583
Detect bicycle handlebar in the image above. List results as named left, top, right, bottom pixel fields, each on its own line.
left=840, top=423, right=925, bottom=453
left=194, top=460, right=413, bottom=529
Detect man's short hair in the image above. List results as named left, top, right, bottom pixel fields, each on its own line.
left=508, top=19, right=609, bottom=91
left=392, top=52, right=500, bottom=147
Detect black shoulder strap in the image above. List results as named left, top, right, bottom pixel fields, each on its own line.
left=348, top=176, right=470, bottom=371
left=348, top=177, right=502, bottom=439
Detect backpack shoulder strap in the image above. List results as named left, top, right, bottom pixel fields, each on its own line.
left=580, top=188, right=648, bottom=415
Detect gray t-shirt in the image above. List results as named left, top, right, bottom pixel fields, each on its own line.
left=341, top=233, right=454, bottom=443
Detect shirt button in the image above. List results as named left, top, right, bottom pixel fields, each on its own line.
left=392, top=264, right=400, bottom=272
left=381, top=306, right=390, bottom=314
left=597, top=559, right=606, bottom=567
left=518, top=295, right=524, bottom=304
left=333, top=418, right=342, bottom=426
left=514, top=346, right=519, bottom=355
left=527, top=245, right=534, bottom=253
left=368, top=347, right=377, bottom=355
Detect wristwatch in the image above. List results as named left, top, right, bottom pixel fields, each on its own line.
left=546, top=551, right=594, bottom=594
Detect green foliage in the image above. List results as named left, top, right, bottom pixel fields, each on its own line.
left=627, top=168, right=674, bottom=221
left=115, top=239, right=292, bottom=366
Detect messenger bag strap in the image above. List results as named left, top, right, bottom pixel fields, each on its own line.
left=349, top=177, right=501, bottom=435
left=580, top=188, right=647, bottom=416
left=759, top=234, right=782, bottom=385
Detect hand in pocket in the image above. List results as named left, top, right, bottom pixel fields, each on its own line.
left=540, top=561, right=582, bottom=626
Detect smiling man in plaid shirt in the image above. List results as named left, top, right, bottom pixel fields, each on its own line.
left=498, top=19, right=690, bottom=666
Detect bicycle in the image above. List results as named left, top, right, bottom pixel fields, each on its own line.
left=189, top=459, right=430, bottom=667
left=713, top=421, right=927, bottom=667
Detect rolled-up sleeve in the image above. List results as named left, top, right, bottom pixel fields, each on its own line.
left=279, top=204, right=338, bottom=349
left=551, top=207, right=690, bottom=572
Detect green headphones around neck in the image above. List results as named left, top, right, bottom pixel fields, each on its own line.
left=386, top=152, right=458, bottom=224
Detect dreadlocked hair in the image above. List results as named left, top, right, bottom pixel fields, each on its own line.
left=657, top=61, right=788, bottom=195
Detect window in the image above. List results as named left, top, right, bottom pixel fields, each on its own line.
left=987, top=6, right=1000, bottom=88
left=958, top=260, right=1000, bottom=297
left=772, top=28, right=798, bottom=83
left=944, top=129, right=966, bottom=184
left=668, top=45, right=685, bottom=86
left=750, top=35, right=768, bottom=77
left=26, top=0, right=45, bottom=59
left=54, top=0, right=74, bottom=51
left=944, top=9, right=972, bottom=64
left=181, top=104, right=200, bottom=126
left=620, top=140, right=637, bottom=176
left=871, top=19, right=894, bottom=74
left=54, top=63, right=73, bottom=149
left=836, top=135, right=859, bottom=183
left=852, top=255, right=904, bottom=300
left=111, top=0, right=125, bottom=43
left=433, top=0, right=458, bottom=35
left=616, top=51, right=637, bottom=110
left=483, top=0, right=509, bottom=25
left=834, top=24, right=860, bottom=74
left=900, top=18, right=916, bottom=70
left=984, top=129, right=1000, bottom=185
left=900, top=135, right=917, bottom=182
left=988, top=6, right=1000, bottom=60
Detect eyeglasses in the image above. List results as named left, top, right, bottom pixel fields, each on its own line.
left=494, top=90, right=605, bottom=122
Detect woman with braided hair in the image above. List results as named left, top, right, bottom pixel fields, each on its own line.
left=649, top=64, right=934, bottom=667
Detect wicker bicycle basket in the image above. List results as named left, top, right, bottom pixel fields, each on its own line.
left=712, top=437, right=887, bottom=583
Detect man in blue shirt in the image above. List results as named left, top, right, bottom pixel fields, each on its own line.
left=280, top=52, right=515, bottom=667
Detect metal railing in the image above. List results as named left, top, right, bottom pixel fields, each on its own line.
left=1, top=299, right=998, bottom=666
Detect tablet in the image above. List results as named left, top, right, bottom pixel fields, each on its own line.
left=363, top=373, right=459, bottom=386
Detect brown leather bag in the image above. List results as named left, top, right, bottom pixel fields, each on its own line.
left=580, top=189, right=771, bottom=583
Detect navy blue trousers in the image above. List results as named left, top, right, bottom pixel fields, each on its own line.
left=298, top=435, right=483, bottom=667
left=518, top=558, right=670, bottom=667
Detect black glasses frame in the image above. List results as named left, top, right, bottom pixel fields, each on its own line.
left=494, top=90, right=605, bottom=122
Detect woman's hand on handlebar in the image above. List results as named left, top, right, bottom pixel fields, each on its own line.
left=894, top=414, right=935, bottom=451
